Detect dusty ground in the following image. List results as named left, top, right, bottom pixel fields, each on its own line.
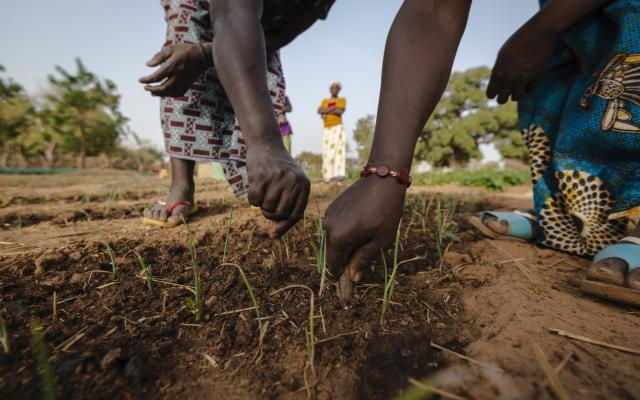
left=0, top=170, right=638, bottom=399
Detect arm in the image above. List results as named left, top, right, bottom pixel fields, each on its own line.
left=487, top=0, right=613, bottom=103
left=325, top=0, right=471, bottom=284
left=209, top=0, right=309, bottom=238
left=266, top=12, right=323, bottom=53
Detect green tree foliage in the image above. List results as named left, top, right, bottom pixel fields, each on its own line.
left=0, top=65, right=35, bottom=167
left=295, top=151, right=322, bottom=174
left=46, top=58, right=128, bottom=168
left=352, top=114, right=375, bottom=165
left=415, top=66, right=526, bottom=167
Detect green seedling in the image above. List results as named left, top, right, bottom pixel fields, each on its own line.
left=222, top=209, right=234, bottom=263
left=97, top=227, right=117, bottom=277
left=434, top=200, right=460, bottom=272
left=247, top=226, right=255, bottom=251
left=31, top=322, right=56, bottom=400
left=0, top=311, right=9, bottom=353
left=220, top=263, right=263, bottom=331
left=271, top=285, right=316, bottom=385
left=380, top=225, right=402, bottom=326
left=137, top=254, right=152, bottom=291
left=15, top=211, right=22, bottom=229
left=186, top=227, right=202, bottom=321
left=309, top=214, right=325, bottom=274
left=281, top=234, right=290, bottom=260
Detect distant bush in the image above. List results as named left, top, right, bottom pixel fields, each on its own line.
left=413, top=169, right=530, bottom=191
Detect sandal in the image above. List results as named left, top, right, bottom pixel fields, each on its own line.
left=581, top=237, right=640, bottom=308
left=142, top=200, right=199, bottom=228
left=467, top=211, right=537, bottom=242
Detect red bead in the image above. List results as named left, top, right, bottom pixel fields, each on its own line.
left=376, top=165, right=390, bottom=177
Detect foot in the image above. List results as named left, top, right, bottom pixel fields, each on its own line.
left=481, top=211, right=539, bottom=240
left=143, top=184, right=195, bottom=227
left=588, top=227, right=640, bottom=290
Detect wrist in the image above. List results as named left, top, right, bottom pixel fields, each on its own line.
left=361, top=164, right=412, bottom=188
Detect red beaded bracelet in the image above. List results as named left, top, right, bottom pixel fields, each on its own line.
left=360, top=164, right=412, bottom=188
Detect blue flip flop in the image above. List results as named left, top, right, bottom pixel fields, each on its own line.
left=468, top=211, right=536, bottom=242
left=582, top=237, right=640, bottom=307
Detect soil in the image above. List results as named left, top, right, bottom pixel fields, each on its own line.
left=1, top=170, right=639, bottom=399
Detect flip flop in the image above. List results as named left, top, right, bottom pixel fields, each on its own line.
left=467, top=211, right=536, bottom=242
left=581, top=237, right=640, bottom=308
left=142, top=200, right=199, bottom=228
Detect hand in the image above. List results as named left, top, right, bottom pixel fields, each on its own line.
left=486, top=22, right=557, bottom=104
left=139, top=43, right=209, bottom=97
left=246, top=140, right=310, bottom=239
left=325, top=177, right=406, bottom=282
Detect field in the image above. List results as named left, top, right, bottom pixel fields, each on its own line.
left=1, top=170, right=639, bottom=399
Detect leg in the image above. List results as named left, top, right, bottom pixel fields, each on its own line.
left=143, top=157, right=196, bottom=226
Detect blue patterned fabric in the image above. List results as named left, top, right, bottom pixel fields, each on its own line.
left=519, top=1, right=640, bottom=256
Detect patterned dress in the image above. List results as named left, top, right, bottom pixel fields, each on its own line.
left=160, top=0, right=335, bottom=195
left=520, top=0, right=640, bottom=256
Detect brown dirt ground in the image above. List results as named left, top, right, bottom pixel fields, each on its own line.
left=0, top=170, right=638, bottom=400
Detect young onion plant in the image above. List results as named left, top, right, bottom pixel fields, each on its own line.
left=434, top=200, right=460, bottom=272
left=136, top=254, right=152, bottom=291
left=186, top=227, right=202, bottom=321
left=380, top=225, right=402, bottom=326
left=31, top=322, right=56, bottom=400
left=0, top=310, right=9, bottom=353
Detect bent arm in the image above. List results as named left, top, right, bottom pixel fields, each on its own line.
left=210, top=0, right=282, bottom=148
left=532, top=0, right=613, bottom=38
left=368, top=0, right=471, bottom=171
left=266, top=11, right=323, bottom=53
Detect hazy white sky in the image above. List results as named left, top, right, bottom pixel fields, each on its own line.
left=0, top=0, right=538, bottom=158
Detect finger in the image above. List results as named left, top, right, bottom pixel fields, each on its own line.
left=511, top=83, right=525, bottom=102
left=496, top=89, right=511, bottom=104
left=248, top=180, right=267, bottom=207
left=146, top=48, right=171, bottom=67
left=486, top=74, right=501, bottom=99
left=139, top=63, right=173, bottom=84
left=261, top=185, right=282, bottom=216
left=325, top=234, right=355, bottom=278
left=272, top=187, right=300, bottom=221
left=145, top=77, right=178, bottom=97
left=345, top=241, right=383, bottom=282
left=268, top=186, right=309, bottom=239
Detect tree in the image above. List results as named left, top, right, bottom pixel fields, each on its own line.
left=46, top=59, right=128, bottom=168
left=0, top=65, right=35, bottom=167
left=295, top=151, right=322, bottom=173
left=415, top=66, right=526, bottom=167
left=353, top=115, right=375, bottom=166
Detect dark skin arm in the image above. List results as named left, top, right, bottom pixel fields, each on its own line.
left=325, top=0, right=471, bottom=283
left=487, top=0, right=613, bottom=103
left=208, top=0, right=310, bottom=239
left=140, top=6, right=329, bottom=96
left=318, top=106, right=345, bottom=115
left=265, top=10, right=326, bottom=53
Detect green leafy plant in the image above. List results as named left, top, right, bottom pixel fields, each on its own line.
left=0, top=310, right=9, bottom=353
left=31, top=322, right=56, bottom=400
left=381, top=225, right=402, bottom=326
left=186, top=227, right=202, bottom=321
left=137, top=254, right=152, bottom=291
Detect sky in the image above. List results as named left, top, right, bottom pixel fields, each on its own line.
left=0, top=0, right=539, bottom=160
